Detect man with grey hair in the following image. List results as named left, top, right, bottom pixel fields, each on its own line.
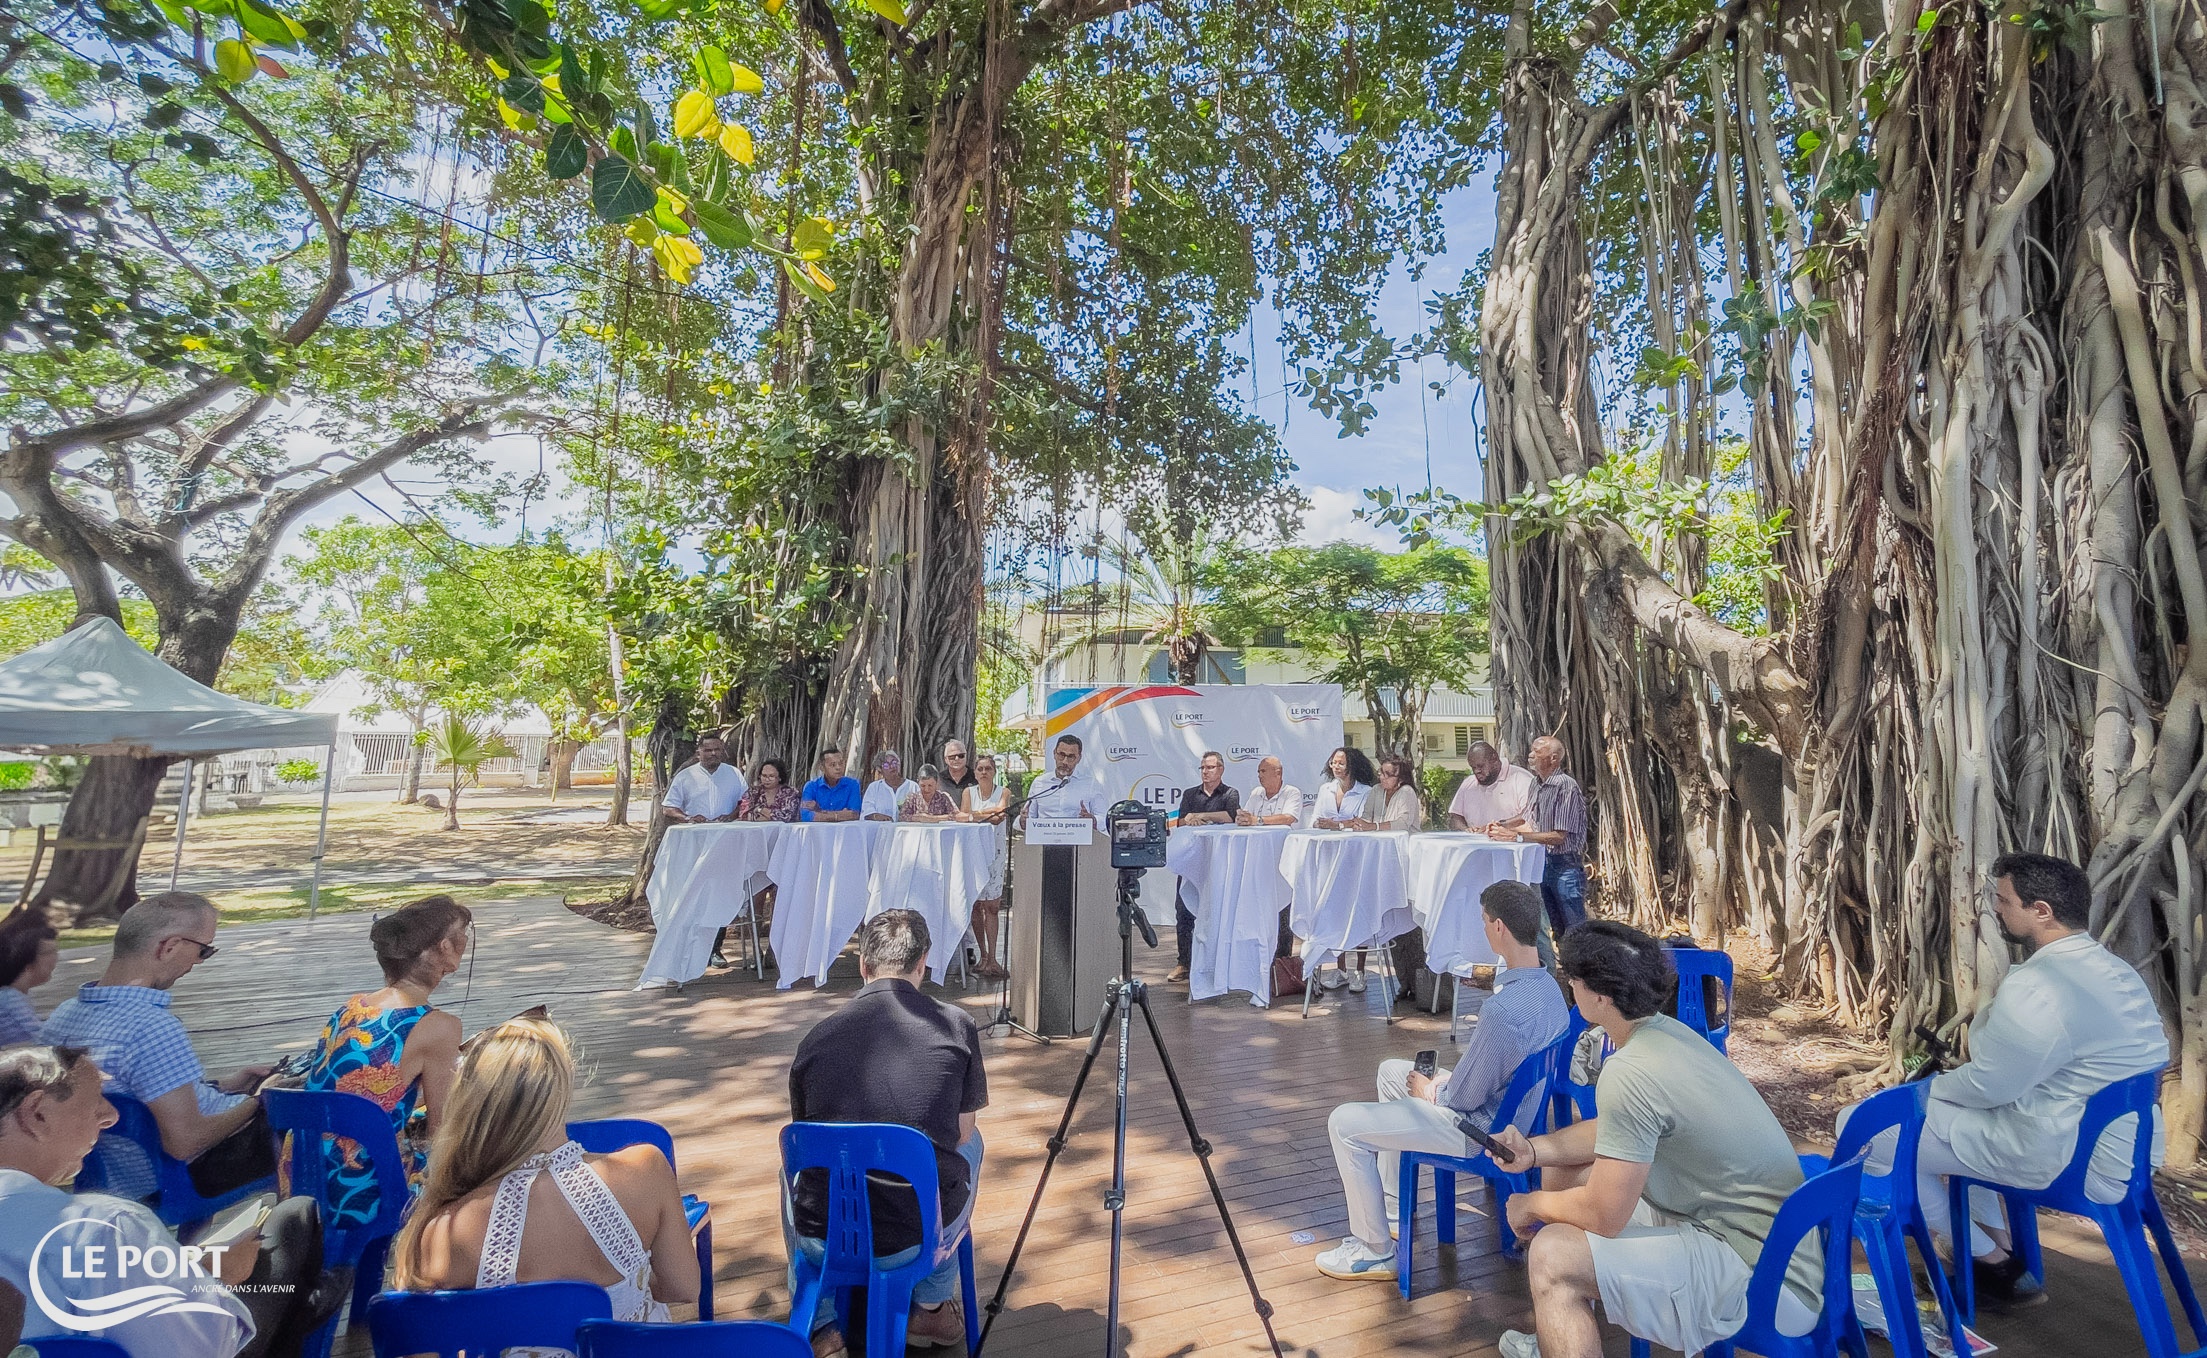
left=1493, top=735, right=1590, bottom=936
left=40, top=892, right=274, bottom=1200
left=786, top=909, right=987, bottom=1357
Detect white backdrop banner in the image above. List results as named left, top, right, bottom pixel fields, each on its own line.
left=1042, top=684, right=1345, bottom=816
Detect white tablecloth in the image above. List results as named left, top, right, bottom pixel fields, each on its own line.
left=1168, top=825, right=1294, bottom=1007
left=637, top=823, right=791, bottom=988
left=1403, top=835, right=1548, bottom=977
left=866, top=822, right=1001, bottom=982
left=1281, top=830, right=1416, bottom=968
left=769, top=821, right=894, bottom=989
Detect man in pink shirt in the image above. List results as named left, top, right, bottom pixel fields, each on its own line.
left=1448, top=742, right=1539, bottom=831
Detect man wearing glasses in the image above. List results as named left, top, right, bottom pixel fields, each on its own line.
left=41, top=891, right=274, bottom=1201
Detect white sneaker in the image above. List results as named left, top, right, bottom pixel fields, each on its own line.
left=1319, top=968, right=1349, bottom=991
left=1314, top=1236, right=1397, bottom=1281
left=1346, top=968, right=1367, bottom=994
left=1498, top=1332, right=1543, bottom=1358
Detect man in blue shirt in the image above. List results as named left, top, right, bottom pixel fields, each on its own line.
left=1315, top=880, right=1569, bottom=1283
left=800, top=748, right=863, bottom=822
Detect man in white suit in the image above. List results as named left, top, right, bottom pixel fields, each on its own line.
left=1841, top=851, right=2166, bottom=1308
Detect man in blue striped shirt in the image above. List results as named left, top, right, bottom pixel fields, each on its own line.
left=1316, top=881, right=1569, bottom=1282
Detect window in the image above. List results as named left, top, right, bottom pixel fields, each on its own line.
left=1454, top=727, right=1471, bottom=756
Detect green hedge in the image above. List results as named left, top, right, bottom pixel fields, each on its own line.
left=1419, top=765, right=1467, bottom=829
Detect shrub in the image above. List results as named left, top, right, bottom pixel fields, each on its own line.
left=0, top=763, right=33, bottom=791
left=275, top=757, right=324, bottom=785
left=1419, top=764, right=1468, bottom=829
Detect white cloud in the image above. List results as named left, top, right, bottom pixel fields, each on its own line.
left=1292, top=484, right=1407, bottom=549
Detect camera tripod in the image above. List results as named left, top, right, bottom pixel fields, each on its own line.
left=977, top=867, right=1284, bottom=1358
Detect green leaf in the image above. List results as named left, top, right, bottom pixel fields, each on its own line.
left=693, top=199, right=752, bottom=249
left=559, top=42, right=591, bottom=95
left=234, top=0, right=305, bottom=48
left=501, top=70, right=545, bottom=114
left=1916, top=8, right=1938, bottom=29
left=214, top=37, right=258, bottom=84
left=609, top=125, right=639, bottom=160
left=544, top=123, right=586, bottom=179
left=697, top=44, right=735, bottom=96
left=790, top=215, right=834, bottom=259
left=863, top=0, right=909, bottom=23
left=783, top=257, right=830, bottom=304
left=590, top=154, right=656, bottom=222
left=652, top=188, right=691, bottom=235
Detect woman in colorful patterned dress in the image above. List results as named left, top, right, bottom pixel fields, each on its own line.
left=897, top=765, right=959, bottom=822
left=734, top=758, right=801, bottom=822
left=294, top=894, right=471, bottom=1225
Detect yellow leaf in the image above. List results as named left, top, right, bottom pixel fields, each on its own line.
left=496, top=97, right=532, bottom=131
left=765, top=0, right=785, bottom=13
left=214, top=37, right=258, bottom=84
left=672, top=88, right=722, bottom=139
left=718, top=123, right=755, bottom=165
left=624, top=218, right=659, bottom=248
left=654, top=233, right=704, bottom=284
left=864, top=0, right=908, bottom=23
left=804, top=260, right=836, bottom=292
left=728, top=62, right=765, bottom=94
left=485, top=56, right=510, bottom=78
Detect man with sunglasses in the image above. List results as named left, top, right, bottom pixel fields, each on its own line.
left=40, top=891, right=274, bottom=1201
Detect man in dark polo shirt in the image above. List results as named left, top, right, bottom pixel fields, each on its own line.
left=787, top=909, right=986, bottom=1357
left=939, top=739, right=979, bottom=798
left=1166, top=750, right=1242, bottom=984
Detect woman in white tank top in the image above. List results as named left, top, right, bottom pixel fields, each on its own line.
left=390, top=1016, right=699, bottom=1339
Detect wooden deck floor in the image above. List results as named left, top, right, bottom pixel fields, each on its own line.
left=30, top=896, right=2204, bottom=1357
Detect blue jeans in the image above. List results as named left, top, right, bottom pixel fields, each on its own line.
left=1542, top=854, right=1587, bottom=937
left=787, top=1132, right=982, bottom=1334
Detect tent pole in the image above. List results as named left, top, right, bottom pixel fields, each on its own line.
left=168, top=759, right=194, bottom=890
left=307, top=738, right=335, bottom=920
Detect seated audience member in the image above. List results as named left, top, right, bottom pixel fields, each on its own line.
left=1310, top=747, right=1379, bottom=992
left=787, top=910, right=986, bottom=1357
left=0, top=1044, right=338, bottom=1358
left=800, top=748, right=864, bottom=822
left=737, top=758, right=802, bottom=822
left=391, top=1014, right=699, bottom=1322
left=1167, top=751, right=1241, bottom=985
left=1841, top=851, right=2167, bottom=1307
left=1237, top=756, right=1305, bottom=827
left=1490, top=922, right=1817, bottom=1358
left=661, top=733, right=747, bottom=824
left=291, top=895, right=469, bottom=1226
left=899, top=764, right=960, bottom=822
left=1449, top=741, right=1539, bottom=832
left=41, top=892, right=275, bottom=1199
left=1316, top=881, right=1568, bottom=1282
left=939, top=740, right=979, bottom=798
left=0, top=907, right=60, bottom=1045
left=862, top=750, right=916, bottom=822
left=1352, top=755, right=1422, bottom=831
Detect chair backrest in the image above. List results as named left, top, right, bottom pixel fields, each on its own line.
left=1492, top=1030, right=1573, bottom=1140
left=76, top=1093, right=260, bottom=1227
left=1549, top=1009, right=1600, bottom=1124
left=22, top=1338, right=135, bottom=1358
left=576, top=1318, right=812, bottom=1357
left=2045, top=1068, right=2162, bottom=1202
left=1665, top=946, right=1733, bottom=1049
left=263, top=1088, right=413, bottom=1264
left=1744, top=1149, right=1867, bottom=1344
left=779, top=1122, right=942, bottom=1276
left=1830, top=1081, right=1929, bottom=1213
left=567, top=1118, right=678, bottom=1172
left=366, top=1281, right=612, bottom=1357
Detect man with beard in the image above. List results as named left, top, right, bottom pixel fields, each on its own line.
left=1834, top=851, right=2166, bottom=1308
left=1449, top=741, right=1539, bottom=832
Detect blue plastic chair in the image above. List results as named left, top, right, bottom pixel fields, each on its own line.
left=1548, top=1008, right=1600, bottom=1127
left=70, top=1092, right=274, bottom=1230
left=577, top=1318, right=813, bottom=1356
left=566, top=1117, right=715, bottom=1320
left=1798, top=1083, right=1963, bottom=1358
left=21, top=1340, right=134, bottom=1357
left=1947, top=1069, right=2207, bottom=1357
left=1631, top=1151, right=1872, bottom=1358
left=1394, top=1031, right=1572, bottom=1297
left=781, top=1121, right=979, bottom=1357
left=1666, top=945, right=1734, bottom=1052
left=263, top=1088, right=413, bottom=1358
left=366, top=1280, right=612, bottom=1357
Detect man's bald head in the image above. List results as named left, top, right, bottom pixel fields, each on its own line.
left=1256, top=755, right=1283, bottom=793
left=1529, top=736, right=1566, bottom=777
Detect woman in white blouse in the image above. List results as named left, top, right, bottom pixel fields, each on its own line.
left=1349, top=754, right=1422, bottom=832
left=1309, top=747, right=1378, bottom=993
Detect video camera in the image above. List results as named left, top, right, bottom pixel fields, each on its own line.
left=1107, top=799, right=1168, bottom=871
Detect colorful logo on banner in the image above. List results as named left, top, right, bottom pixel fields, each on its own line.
left=1043, top=685, right=1201, bottom=739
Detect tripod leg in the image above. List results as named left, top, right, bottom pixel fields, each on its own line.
left=975, top=985, right=1123, bottom=1353
left=1105, top=975, right=1136, bottom=1356
left=1128, top=985, right=1286, bottom=1358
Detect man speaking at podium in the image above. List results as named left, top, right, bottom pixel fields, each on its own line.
left=1019, top=734, right=1110, bottom=828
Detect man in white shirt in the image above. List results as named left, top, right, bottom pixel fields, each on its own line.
left=661, top=734, right=747, bottom=823
left=862, top=750, right=916, bottom=821
left=1449, top=741, right=1539, bottom=831
left=1019, top=735, right=1109, bottom=826
left=0, top=1045, right=333, bottom=1358
left=1236, top=757, right=1304, bottom=826
left=1839, top=851, right=2168, bottom=1309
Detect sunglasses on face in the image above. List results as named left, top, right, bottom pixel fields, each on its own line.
left=171, top=936, right=218, bottom=961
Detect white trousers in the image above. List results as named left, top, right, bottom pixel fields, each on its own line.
left=1327, top=1058, right=1468, bottom=1250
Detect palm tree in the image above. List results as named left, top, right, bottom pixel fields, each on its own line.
left=426, top=715, right=511, bottom=831
left=1050, top=514, right=1230, bottom=686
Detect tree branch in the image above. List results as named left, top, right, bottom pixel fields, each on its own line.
left=796, top=0, right=861, bottom=91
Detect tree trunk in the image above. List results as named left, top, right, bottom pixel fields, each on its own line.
left=400, top=709, right=426, bottom=804
left=444, top=763, right=461, bottom=831
left=548, top=738, right=581, bottom=797
left=604, top=556, right=633, bottom=828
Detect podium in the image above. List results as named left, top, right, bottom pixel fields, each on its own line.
left=1008, top=839, right=1122, bottom=1036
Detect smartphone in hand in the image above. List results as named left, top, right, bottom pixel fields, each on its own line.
left=1414, top=1049, right=1437, bottom=1079
left=1453, top=1114, right=1512, bottom=1161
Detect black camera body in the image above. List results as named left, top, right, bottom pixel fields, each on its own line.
left=1107, top=799, right=1169, bottom=871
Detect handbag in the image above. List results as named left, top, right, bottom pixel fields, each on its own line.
left=1270, top=954, right=1305, bottom=999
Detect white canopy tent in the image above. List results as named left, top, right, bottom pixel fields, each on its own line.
left=0, top=618, right=341, bottom=914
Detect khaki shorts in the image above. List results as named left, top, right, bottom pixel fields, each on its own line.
left=1586, top=1202, right=1817, bottom=1354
